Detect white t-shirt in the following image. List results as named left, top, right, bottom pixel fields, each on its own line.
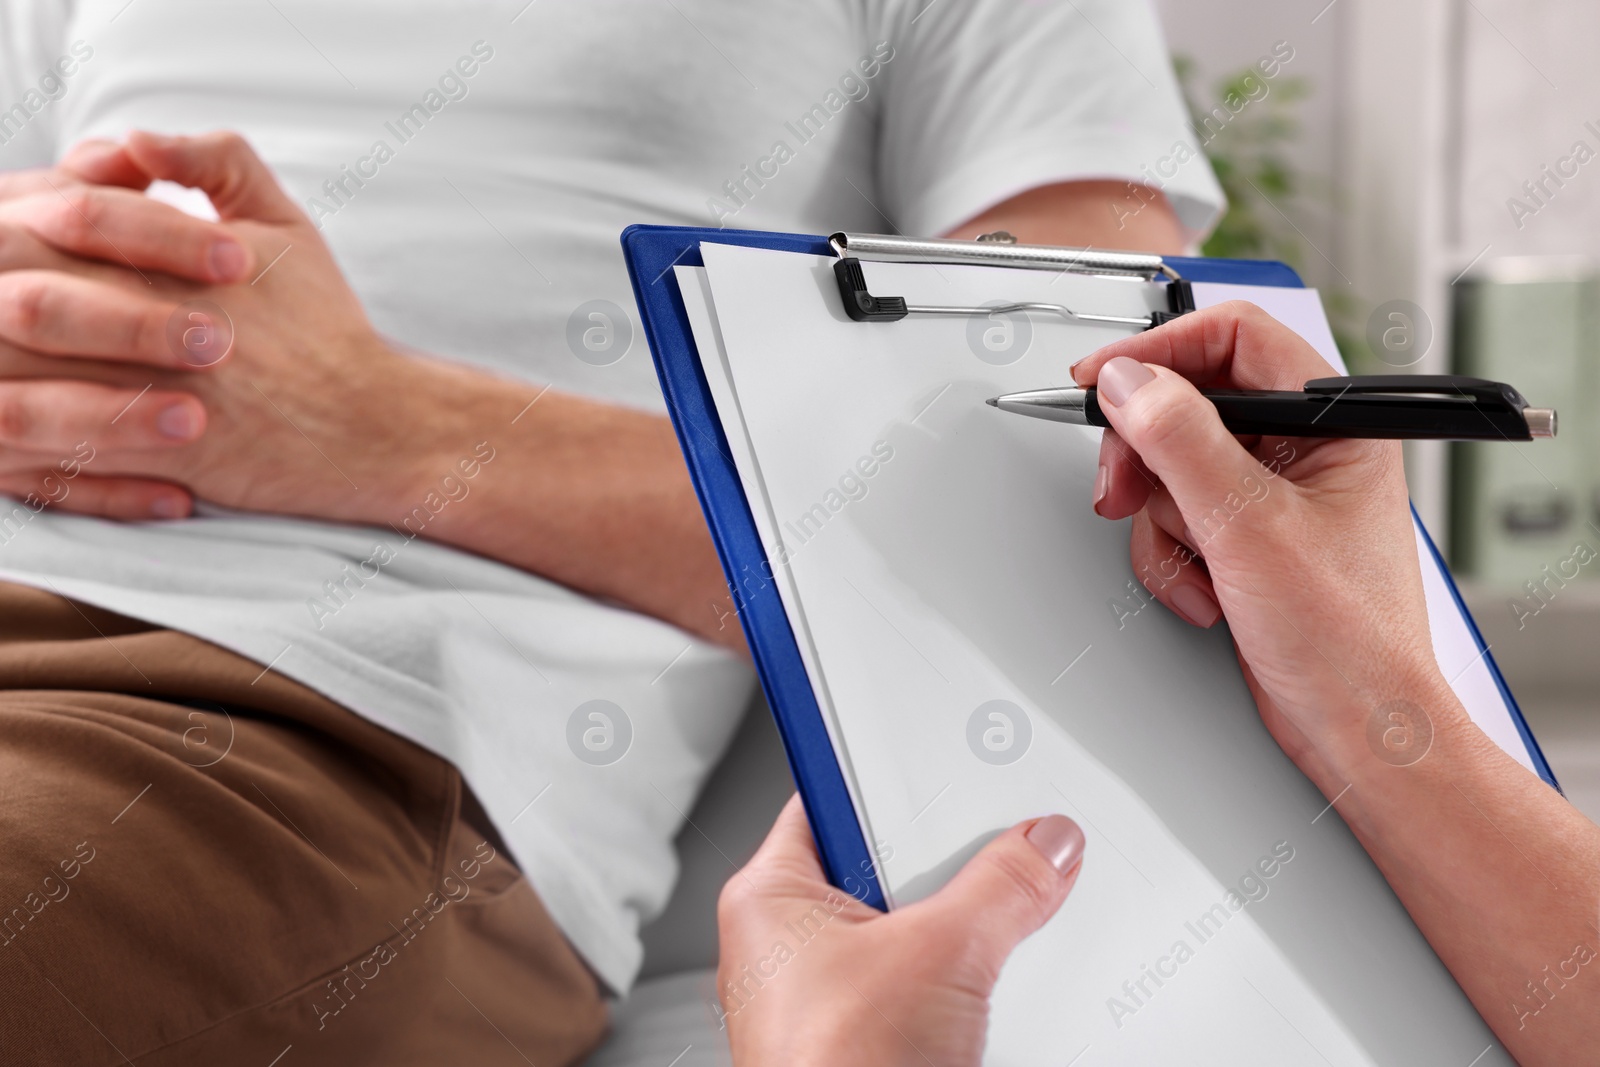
left=0, top=0, right=1221, bottom=993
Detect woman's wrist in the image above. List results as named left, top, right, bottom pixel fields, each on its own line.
left=1281, top=666, right=1475, bottom=799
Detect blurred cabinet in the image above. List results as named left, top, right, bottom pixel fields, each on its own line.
left=1451, top=261, right=1600, bottom=587
left=1337, top=0, right=1600, bottom=534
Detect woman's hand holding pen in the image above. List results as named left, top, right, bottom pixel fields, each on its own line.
left=1074, top=302, right=1600, bottom=1066
left=1070, top=301, right=1466, bottom=783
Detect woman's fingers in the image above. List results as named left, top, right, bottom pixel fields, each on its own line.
left=0, top=379, right=205, bottom=455
left=0, top=471, right=192, bottom=521
left=1130, top=509, right=1221, bottom=628
left=717, top=792, right=828, bottom=925
left=743, top=793, right=826, bottom=880
left=1139, top=484, right=1197, bottom=555
left=1073, top=300, right=1337, bottom=392
left=1086, top=357, right=1270, bottom=531
left=0, top=271, right=214, bottom=368
left=1093, top=428, right=1156, bottom=520
left=0, top=185, right=252, bottom=285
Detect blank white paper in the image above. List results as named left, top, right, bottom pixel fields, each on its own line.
left=683, top=245, right=1514, bottom=1066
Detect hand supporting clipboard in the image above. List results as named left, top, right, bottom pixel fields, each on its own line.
left=624, top=222, right=1546, bottom=1067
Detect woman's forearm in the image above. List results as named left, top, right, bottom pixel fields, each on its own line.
left=1297, top=673, right=1600, bottom=1064
left=1071, top=298, right=1600, bottom=1062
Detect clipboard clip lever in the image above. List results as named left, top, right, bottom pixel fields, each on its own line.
left=830, top=231, right=1194, bottom=331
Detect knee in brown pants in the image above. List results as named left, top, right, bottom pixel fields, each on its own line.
left=0, top=583, right=607, bottom=1066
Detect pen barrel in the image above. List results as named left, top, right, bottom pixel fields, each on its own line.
left=1195, top=390, right=1536, bottom=441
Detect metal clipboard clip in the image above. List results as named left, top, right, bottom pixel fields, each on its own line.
left=829, top=230, right=1195, bottom=330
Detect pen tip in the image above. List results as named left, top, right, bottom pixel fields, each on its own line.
left=985, top=397, right=999, bottom=407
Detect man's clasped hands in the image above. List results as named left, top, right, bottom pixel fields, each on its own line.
left=0, top=130, right=506, bottom=529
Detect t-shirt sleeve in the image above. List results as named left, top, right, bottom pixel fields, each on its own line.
left=869, top=0, right=1225, bottom=242
left=0, top=0, right=74, bottom=170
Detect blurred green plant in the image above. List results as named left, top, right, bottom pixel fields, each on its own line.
left=1173, top=55, right=1311, bottom=263
left=1173, top=56, right=1362, bottom=362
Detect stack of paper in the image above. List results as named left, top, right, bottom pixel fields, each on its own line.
left=676, top=243, right=1516, bottom=1066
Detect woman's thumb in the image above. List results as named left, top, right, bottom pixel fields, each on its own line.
left=1093, top=357, right=1266, bottom=521
left=904, top=815, right=1085, bottom=981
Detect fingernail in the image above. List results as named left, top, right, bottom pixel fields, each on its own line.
left=1092, top=465, right=1109, bottom=515
left=1097, top=357, right=1156, bottom=407
left=1025, top=814, right=1086, bottom=877
left=208, top=240, right=247, bottom=282
left=1170, top=584, right=1222, bottom=628
left=156, top=403, right=201, bottom=440
left=149, top=495, right=186, bottom=519
left=1069, top=358, right=1086, bottom=384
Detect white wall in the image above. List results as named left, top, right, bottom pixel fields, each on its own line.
left=1153, top=0, right=1600, bottom=530
left=1155, top=0, right=1600, bottom=285
left=1456, top=0, right=1600, bottom=259
left=1152, top=0, right=1347, bottom=293
left=1156, top=0, right=1600, bottom=817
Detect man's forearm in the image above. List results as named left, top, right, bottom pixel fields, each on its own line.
left=947, top=180, right=1189, bottom=256
left=369, top=358, right=742, bottom=650
left=363, top=181, right=1192, bottom=653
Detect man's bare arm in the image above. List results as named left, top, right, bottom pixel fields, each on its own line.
left=397, top=182, right=1190, bottom=651
left=947, top=180, right=1189, bottom=255
left=0, top=137, right=1189, bottom=652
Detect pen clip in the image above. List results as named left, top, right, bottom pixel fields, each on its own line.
left=1303, top=375, right=1528, bottom=411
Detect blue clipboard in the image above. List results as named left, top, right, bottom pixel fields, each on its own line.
left=621, top=223, right=1560, bottom=912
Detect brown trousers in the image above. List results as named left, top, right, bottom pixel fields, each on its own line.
left=0, top=582, right=607, bottom=1065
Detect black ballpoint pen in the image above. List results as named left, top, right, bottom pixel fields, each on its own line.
left=986, top=375, right=1557, bottom=442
